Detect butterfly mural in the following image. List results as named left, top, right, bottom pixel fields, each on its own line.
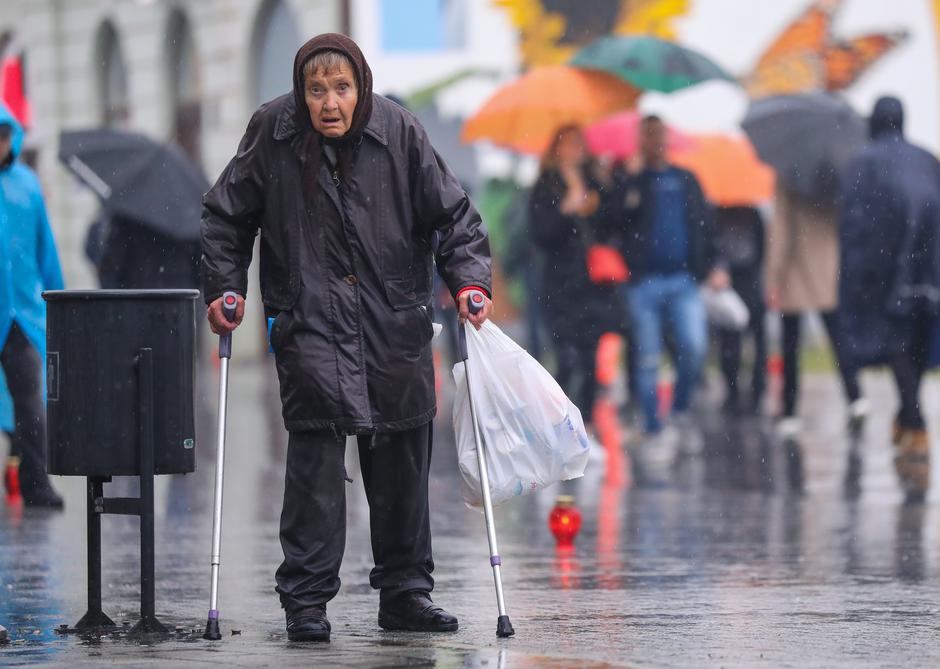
left=745, top=0, right=908, bottom=98
left=495, top=0, right=690, bottom=67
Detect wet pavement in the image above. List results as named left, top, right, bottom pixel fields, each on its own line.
left=3, top=349, right=940, bottom=667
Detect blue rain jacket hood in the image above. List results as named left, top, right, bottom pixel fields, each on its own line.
left=0, top=103, right=64, bottom=429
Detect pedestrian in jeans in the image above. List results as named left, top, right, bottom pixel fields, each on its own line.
left=609, top=115, right=728, bottom=465
left=765, top=186, right=865, bottom=439
left=0, top=105, right=65, bottom=507
left=714, top=206, right=767, bottom=415
left=839, top=96, right=940, bottom=502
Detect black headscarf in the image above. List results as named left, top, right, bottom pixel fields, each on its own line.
left=292, top=33, right=374, bottom=203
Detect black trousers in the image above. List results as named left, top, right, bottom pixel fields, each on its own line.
left=553, top=334, right=598, bottom=424
left=781, top=312, right=860, bottom=417
left=718, top=268, right=767, bottom=405
left=1, top=323, right=49, bottom=490
left=275, top=422, right=434, bottom=613
left=892, top=314, right=930, bottom=430
left=718, top=316, right=767, bottom=405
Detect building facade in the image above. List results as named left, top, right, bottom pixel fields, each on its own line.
left=0, top=0, right=343, bottom=291
left=0, top=0, right=521, bottom=354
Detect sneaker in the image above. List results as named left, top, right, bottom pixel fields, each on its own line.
left=635, top=426, right=679, bottom=473
left=673, top=413, right=704, bottom=455
left=847, top=398, right=870, bottom=437
left=892, top=419, right=903, bottom=446
left=776, top=416, right=802, bottom=441
left=895, top=428, right=930, bottom=503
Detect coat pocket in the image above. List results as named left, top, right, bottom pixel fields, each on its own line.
left=383, top=277, right=424, bottom=310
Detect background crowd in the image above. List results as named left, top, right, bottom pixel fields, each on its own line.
left=505, top=96, right=940, bottom=503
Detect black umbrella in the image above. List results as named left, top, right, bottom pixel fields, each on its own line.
left=58, top=129, right=210, bottom=242
left=741, top=93, right=865, bottom=206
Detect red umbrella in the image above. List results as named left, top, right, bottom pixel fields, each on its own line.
left=1, top=55, right=32, bottom=130
left=584, top=110, right=693, bottom=160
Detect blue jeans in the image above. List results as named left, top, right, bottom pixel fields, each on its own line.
left=624, top=274, right=707, bottom=433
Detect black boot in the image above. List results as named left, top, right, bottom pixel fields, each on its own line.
left=378, top=591, right=458, bottom=632
left=21, top=478, right=64, bottom=509
left=286, top=604, right=330, bottom=642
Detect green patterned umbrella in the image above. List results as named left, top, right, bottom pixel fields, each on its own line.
left=571, top=35, right=736, bottom=93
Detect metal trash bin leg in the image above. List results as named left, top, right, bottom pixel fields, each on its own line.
left=74, top=477, right=114, bottom=631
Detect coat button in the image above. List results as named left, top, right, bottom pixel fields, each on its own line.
left=344, top=274, right=358, bottom=286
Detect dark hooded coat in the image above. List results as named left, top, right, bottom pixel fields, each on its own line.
left=202, top=34, right=491, bottom=433
left=839, top=97, right=940, bottom=366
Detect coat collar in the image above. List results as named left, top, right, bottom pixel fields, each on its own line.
left=273, top=93, right=387, bottom=146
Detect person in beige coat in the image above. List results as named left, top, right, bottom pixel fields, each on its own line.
left=765, top=186, right=865, bottom=437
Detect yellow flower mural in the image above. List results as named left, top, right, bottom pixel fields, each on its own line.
left=495, top=0, right=690, bottom=68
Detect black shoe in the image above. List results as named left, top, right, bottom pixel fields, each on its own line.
left=378, top=591, right=458, bottom=632
left=21, top=481, right=64, bottom=509
left=286, top=604, right=330, bottom=642
left=722, top=395, right=740, bottom=417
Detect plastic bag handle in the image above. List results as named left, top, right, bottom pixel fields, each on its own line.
left=219, top=291, right=238, bottom=359
left=458, top=290, right=486, bottom=361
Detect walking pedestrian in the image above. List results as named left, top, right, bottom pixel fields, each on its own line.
left=839, top=96, right=940, bottom=501
left=201, top=34, right=491, bottom=641
left=765, top=184, right=865, bottom=439
left=92, top=211, right=201, bottom=290
left=530, top=125, right=625, bottom=438
left=610, top=115, right=728, bottom=464
left=0, top=103, right=65, bottom=508
left=714, top=205, right=767, bottom=415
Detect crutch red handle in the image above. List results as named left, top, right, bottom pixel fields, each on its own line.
left=458, top=290, right=515, bottom=638
left=204, top=290, right=238, bottom=641
left=458, top=290, right=486, bottom=361
left=218, top=292, right=238, bottom=359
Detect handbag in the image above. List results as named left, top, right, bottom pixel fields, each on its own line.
left=586, top=243, right=630, bottom=284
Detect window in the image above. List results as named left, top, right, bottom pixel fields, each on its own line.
left=166, top=8, right=202, bottom=164
left=381, top=0, right=466, bottom=52
left=250, top=0, right=301, bottom=109
left=95, top=20, right=129, bottom=127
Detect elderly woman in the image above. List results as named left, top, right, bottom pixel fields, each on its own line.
left=202, top=34, right=492, bottom=642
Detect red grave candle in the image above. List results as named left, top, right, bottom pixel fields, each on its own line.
left=548, top=495, right=582, bottom=548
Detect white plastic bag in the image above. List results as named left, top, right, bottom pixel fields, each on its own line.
left=452, top=320, right=590, bottom=508
left=700, top=286, right=750, bottom=331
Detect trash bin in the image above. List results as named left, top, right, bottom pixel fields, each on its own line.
left=43, top=289, right=199, bottom=477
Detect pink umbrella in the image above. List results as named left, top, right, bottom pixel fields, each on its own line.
left=584, top=110, right=693, bottom=161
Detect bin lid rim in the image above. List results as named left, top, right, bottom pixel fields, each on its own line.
left=43, top=289, right=201, bottom=301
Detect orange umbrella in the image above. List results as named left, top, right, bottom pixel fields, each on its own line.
left=462, top=65, right=639, bottom=155
left=668, top=134, right=775, bottom=206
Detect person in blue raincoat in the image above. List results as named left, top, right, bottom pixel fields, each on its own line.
left=839, top=96, right=940, bottom=502
left=0, top=102, right=65, bottom=507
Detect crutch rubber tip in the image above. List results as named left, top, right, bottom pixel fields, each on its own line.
left=203, top=618, right=222, bottom=641
left=496, top=615, right=515, bottom=637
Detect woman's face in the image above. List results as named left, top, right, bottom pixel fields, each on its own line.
left=555, top=130, right=586, bottom=167
left=304, top=62, right=359, bottom=138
